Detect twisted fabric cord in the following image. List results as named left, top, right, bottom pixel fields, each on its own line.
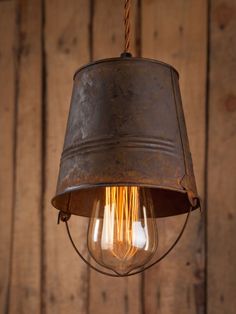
left=124, top=0, right=131, bottom=52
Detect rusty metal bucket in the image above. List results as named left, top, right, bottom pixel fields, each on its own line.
left=52, top=57, right=200, bottom=218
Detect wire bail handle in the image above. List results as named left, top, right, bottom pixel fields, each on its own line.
left=58, top=206, right=192, bottom=277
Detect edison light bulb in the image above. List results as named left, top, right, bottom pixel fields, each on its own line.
left=87, top=186, right=158, bottom=275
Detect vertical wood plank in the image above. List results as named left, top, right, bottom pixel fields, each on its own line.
left=0, top=2, right=15, bottom=313
left=88, top=1, right=142, bottom=314
left=208, top=1, right=236, bottom=313
left=44, top=1, right=90, bottom=313
left=8, top=0, right=42, bottom=313
left=142, top=0, right=207, bottom=313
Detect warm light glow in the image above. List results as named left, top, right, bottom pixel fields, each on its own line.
left=88, top=186, right=158, bottom=275
left=103, top=187, right=141, bottom=259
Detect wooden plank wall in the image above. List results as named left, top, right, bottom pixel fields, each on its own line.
left=0, top=2, right=15, bottom=313
left=207, top=0, right=236, bottom=313
left=142, top=1, right=207, bottom=313
left=44, top=1, right=90, bottom=313
left=0, top=1, right=235, bottom=314
left=9, top=1, right=42, bottom=313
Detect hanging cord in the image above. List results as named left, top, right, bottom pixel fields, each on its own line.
left=60, top=206, right=193, bottom=277
left=124, top=0, right=131, bottom=53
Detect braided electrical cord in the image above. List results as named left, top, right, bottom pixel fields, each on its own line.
left=124, top=0, right=131, bottom=53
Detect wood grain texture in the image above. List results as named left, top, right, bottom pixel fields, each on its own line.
left=207, top=1, right=236, bottom=313
left=0, top=2, right=15, bottom=313
left=43, top=1, right=90, bottom=313
left=141, top=0, right=207, bottom=313
left=88, top=1, right=142, bottom=314
left=1, top=1, right=236, bottom=313
left=8, top=0, right=42, bottom=313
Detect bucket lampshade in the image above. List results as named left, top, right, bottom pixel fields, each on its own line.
left=51, top=56, right=200, bottom=276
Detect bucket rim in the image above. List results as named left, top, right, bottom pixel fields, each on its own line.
left=73, top=56, right=179, bottom=80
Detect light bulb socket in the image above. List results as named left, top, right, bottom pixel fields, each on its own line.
left=120, top=52, right=132, bottom=58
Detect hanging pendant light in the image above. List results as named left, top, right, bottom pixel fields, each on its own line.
left=51, top=0, right=200, bottom=277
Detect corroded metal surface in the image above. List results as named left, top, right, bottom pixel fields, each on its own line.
left=52, top=57, right=200, bottom=217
